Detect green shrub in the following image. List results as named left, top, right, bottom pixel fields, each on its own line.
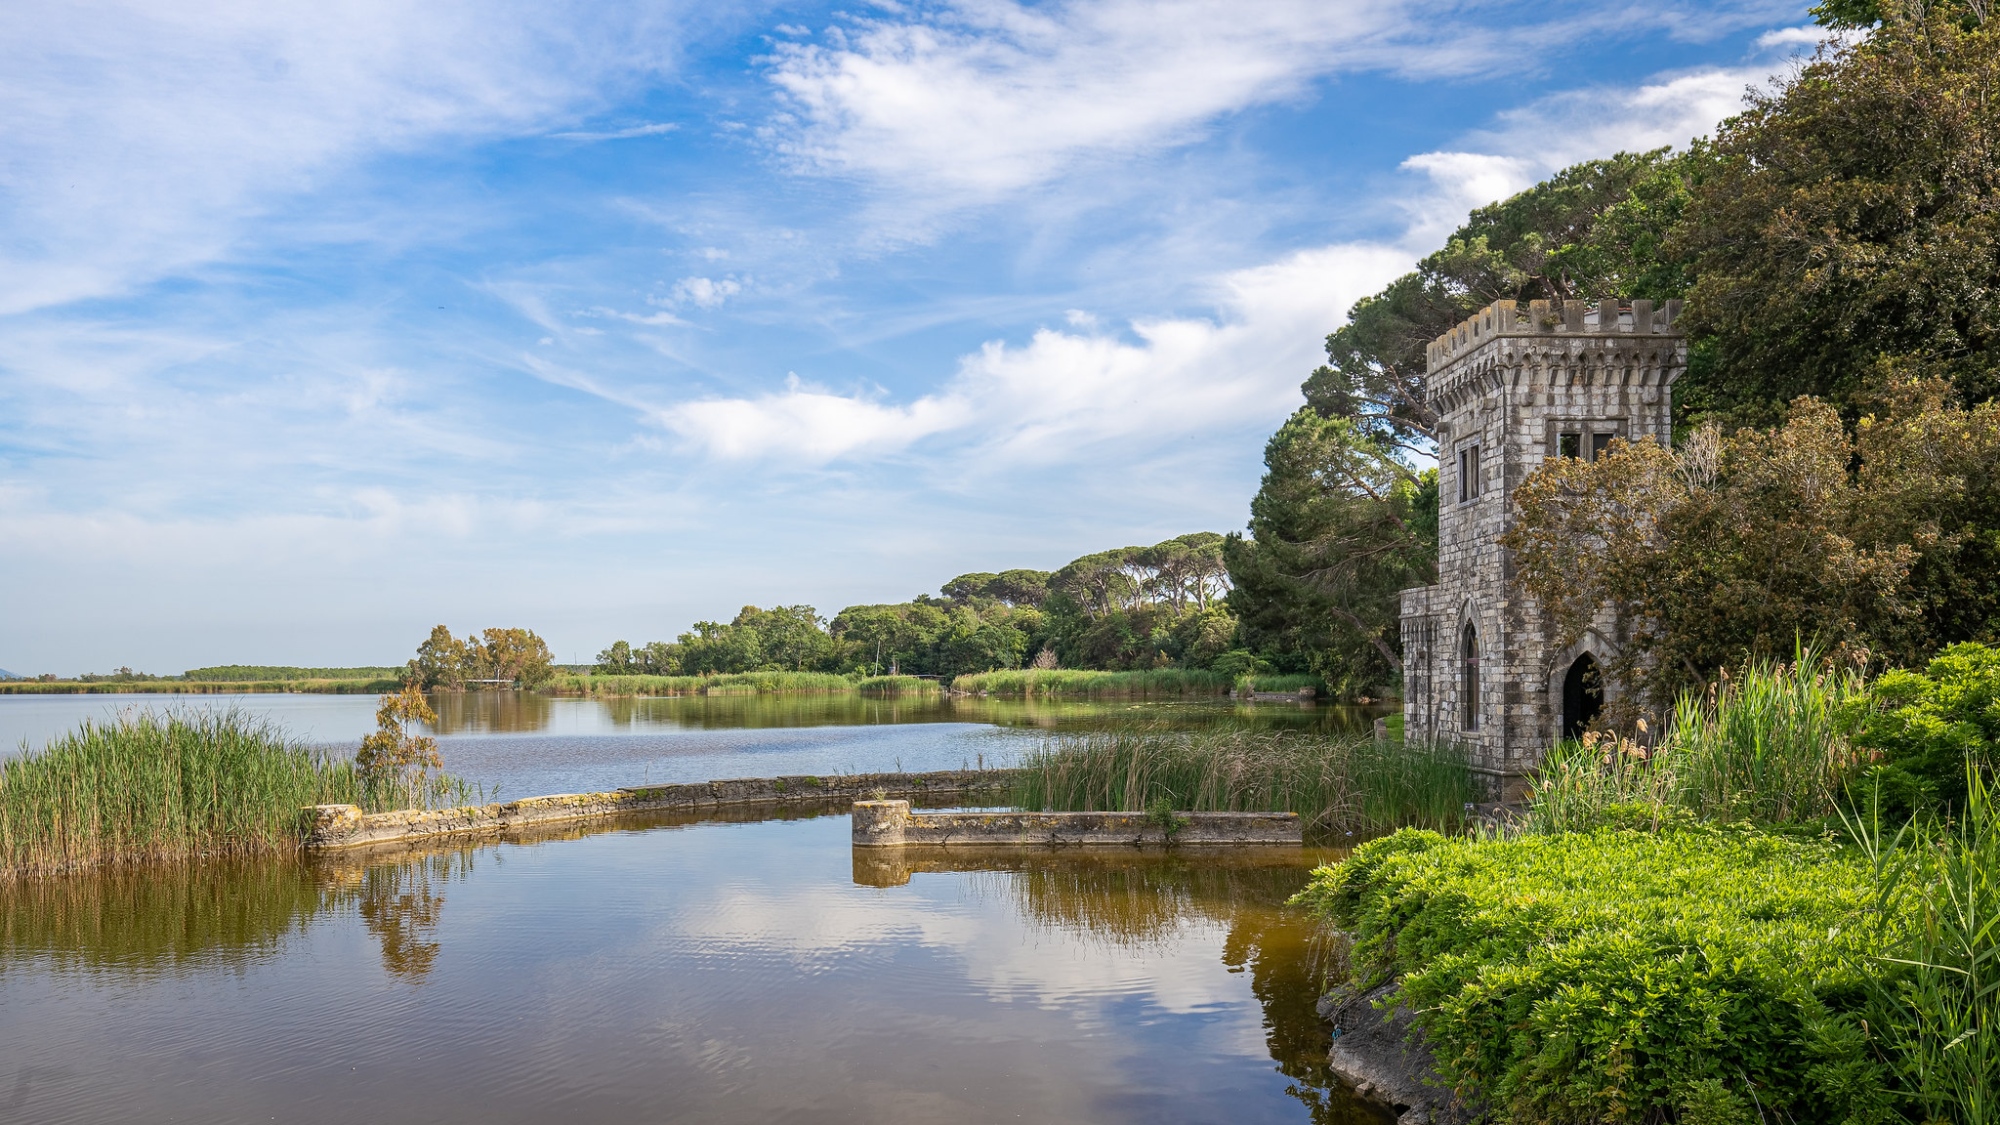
left=1848, top=641, right=2000, bottom=818
left=1293, top=827, right=1897, bottom=1124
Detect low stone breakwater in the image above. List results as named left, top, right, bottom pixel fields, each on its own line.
left=850, top=799, right=1301, bottom=848
left=301, top=769, right=1021, bottom=851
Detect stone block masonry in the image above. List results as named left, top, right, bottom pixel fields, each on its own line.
left=301, top=769, right=1020, bottom=851
left=1402, top=297, right=1687, bottom=794
left=849, top=799, right=1301, bottom=848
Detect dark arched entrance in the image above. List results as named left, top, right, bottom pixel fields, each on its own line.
left=1562, top=653, right=1603, bottom=742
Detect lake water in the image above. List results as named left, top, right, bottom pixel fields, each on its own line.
left=0, top=692, right=1382, bottom=800
left=0, top=805, right=1390, bottom=1124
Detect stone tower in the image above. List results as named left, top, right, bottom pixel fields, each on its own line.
left=1398, top=298, right=1686, bottom=793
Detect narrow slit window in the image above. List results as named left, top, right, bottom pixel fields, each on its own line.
left=1457, top=444, right=1480, bottom=503
left=1460, top=623, right=1480, bottom=731
left=1590, top=432, right=1614, bottom=461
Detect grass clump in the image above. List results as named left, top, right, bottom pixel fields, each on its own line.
left=0, top=709, right=473, bottom=877
left=952, top=668, right=1233, bottom=697
left=1015, top=728, right=1475, bottom=836
left=1294, top=827, right=1895, bottom=1124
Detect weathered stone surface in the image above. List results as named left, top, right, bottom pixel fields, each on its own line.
left=848, top=799, right=1301, bottom=848
left=1402, top=298, right=1686, bottom=792
left=1320, top=982, right=1471, bottom=1125
left=300, top=769, right=1022, bottom=851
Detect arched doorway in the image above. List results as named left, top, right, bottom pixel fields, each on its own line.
left=1459, top=623, right=1479, bottom=731
left=1562, top=653, right=1603, bottom=742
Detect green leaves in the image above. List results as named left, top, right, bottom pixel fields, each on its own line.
left=1296, top=827, right=1894, bottom=1123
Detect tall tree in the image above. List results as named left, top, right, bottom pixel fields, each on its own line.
left=1673, top=7, right=2000, bottom=424
left=1225, top=413, right=1438, bottom=697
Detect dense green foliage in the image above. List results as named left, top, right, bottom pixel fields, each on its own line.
left=0, top=710, right=473, bottom=877
left=1675, top=10, right=2000, bottom=425
left=1016, top=728, right=1473, bottom=836
left=1225, top=413, right=1437, bottom=698
left=1851, top=642, right=2000, bottom=818
left=593, top=533, right=1239, bottom=683
left=406, top=625, right=555, bottom=690
left=1295, top=828, right=1892, bottom=1124
left=1510, top=388, right=2000, bottom=711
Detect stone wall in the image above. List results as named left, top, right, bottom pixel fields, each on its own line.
left=849, top=799, right=1300, bottom=848
left=1402, top=298, right=1684, bottom=791
left=301, top=769, right=1021, bottom=851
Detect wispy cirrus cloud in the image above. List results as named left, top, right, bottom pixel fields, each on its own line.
left=0, top=0, right=700, bottom=314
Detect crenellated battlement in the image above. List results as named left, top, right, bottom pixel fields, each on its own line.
left=1426, top=298, right=1683, bottom=372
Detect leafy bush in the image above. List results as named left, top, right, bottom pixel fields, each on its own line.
left=1293, top=827, right=1897, bottom=1124
left=1849, top=642, right=2000, bottom=818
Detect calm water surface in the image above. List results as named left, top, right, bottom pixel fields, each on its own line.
left=0, top=693, right=1384, bottom=799
left=0, top=808, right=1389, bottom=1125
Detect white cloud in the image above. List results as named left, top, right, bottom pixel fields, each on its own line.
left=671, top=276, right=744, bottom=309
left=657, top=242, right=1409, bottom=464
left=759, top=0, right=1799, bottom=218
left=0, top=0, right=693, bottom=313
left=760, top=0, right=1415, bottom=203
left=1396, top=66, right=1771, bottom=245
left=547, top=122, right=680, bottom=140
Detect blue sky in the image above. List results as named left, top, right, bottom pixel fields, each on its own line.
left=0, top=0, right=1827, bottom=674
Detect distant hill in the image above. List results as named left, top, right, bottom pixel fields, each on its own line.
left=0, top=668, right=19, bottom=680
left=181, top=666, right=402, bottom=682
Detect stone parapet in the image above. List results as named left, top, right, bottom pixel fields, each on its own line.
left=300, top=769, right=1020, bottom=851
left=849, top=799, right=1300, bottom=848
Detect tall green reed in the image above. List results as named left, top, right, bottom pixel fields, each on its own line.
left=1014, top=728, right=1474, bottom=836
left=1524, top=653, right=1862, bottom=833
left=1846, top=767, right=2000, bottom=1125
left=0, top=709, right=473, bottom=877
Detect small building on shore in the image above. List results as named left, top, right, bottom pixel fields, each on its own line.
left=1399, top=298, right=1686, bottom=795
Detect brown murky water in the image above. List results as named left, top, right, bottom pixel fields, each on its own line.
left=0, top=806, right=1389, bottom=1124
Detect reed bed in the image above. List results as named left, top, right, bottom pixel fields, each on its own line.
left=1013, top=728, right=1476, bottom=836
left=854, top=675, right=942, bottom=696
left=0, top=710, right=473, bottom=877
left=1524, top=654, right=1864, bottom=833
left=952, top=668, right=1234, bottom=698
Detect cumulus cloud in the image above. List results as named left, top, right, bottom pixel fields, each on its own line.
left=1395, top=66, right=1772, bottom=245
left=656, top=242, right=1411, bottom=463
left=671, top=277, right=744, bottom=309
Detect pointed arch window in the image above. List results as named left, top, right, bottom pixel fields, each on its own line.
left=1460, top=623, right=1480, bottom=731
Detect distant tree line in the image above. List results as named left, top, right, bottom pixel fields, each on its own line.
left=1228, top=4, right=2000, bottom=703
left=592, top=534, right=1252, bottom=680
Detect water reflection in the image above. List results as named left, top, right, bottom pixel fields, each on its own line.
left=425, top=690, right=1386, bottom=738
left=0, top=810, right=1387, bottom=1125
left=856, top=846, right=1377, bottom=1125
